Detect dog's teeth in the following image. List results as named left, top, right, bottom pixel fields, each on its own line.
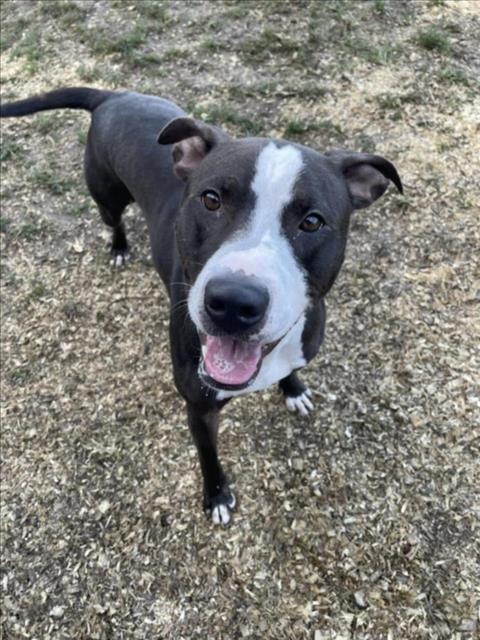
left=212, top=504, right=231, bottom=525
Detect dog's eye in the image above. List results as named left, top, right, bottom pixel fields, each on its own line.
left=300, top=212, right=325, bottom=232
left=201, top=190, right=221, bottom=211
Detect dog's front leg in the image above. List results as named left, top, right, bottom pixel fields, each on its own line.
left=186, top=402, right=235, bottom=525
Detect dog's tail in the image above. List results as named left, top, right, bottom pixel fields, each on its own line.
left=0, top=87, right=116, bottom=118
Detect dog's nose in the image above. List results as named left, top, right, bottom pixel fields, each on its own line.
left=204, top=275, right=269, bottom=334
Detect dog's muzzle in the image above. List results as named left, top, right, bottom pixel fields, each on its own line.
left=199, top=273, right=270, bottom=389
left=204, top=274, right=269, bottom=335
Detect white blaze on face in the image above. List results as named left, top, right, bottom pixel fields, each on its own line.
left=189, top=142, right=308, bottom=343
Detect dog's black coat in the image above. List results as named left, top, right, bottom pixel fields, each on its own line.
left=1, top=88, right=402, bottom=524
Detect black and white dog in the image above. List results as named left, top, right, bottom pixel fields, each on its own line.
left=0, top=88, right=402, bottom=524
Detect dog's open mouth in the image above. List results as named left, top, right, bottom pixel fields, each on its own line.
left=198, top=333, right=278, bottom=391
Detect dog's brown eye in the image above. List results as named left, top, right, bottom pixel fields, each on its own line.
left=201, top=190, right=221, bottom=211
left=300, top=212, right=325, bottom=232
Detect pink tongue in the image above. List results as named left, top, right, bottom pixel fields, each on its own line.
left=204, top=335, right=262, bottom=386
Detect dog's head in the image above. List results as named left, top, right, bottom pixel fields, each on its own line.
left=158, top=117, right=402, bottom=392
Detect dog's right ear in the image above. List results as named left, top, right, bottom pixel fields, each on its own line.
left=158, top=117, right=230, bottom=180
left=326, top=150, right=403, bottom=209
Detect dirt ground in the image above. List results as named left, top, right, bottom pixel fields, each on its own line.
left=1, top=1, right=479, bottom=639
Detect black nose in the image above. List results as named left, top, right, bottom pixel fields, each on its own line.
left=204, top=275, right=269, bottom=334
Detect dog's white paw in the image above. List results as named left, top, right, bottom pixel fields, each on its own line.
left=110, top=251, right=130, bottom=268
left=285, top=388, right=314, bottom=416
left=210, top=492, right=236, bottom=526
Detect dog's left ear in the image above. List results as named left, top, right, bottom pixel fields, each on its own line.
left=158, top=117, right=231, bottom=180
left=326, top=150, right=403, bottom=209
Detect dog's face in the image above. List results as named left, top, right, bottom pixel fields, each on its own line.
left=158, top=118, right=402, bottom=392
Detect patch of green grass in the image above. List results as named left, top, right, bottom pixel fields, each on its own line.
left=229, top=81, right=328, bottom=102
left=191, top=104, right=264, bottom=137
left=136, top=1, right=169, bottom=21
left=374, top=94, right=400, bottom=110
left=111, top=0, right=171, bottom=22
left=160, top=47, right=183, bottom=63
left=347, top=37, right=401, bottom=65
left=93, top=66, right=124, bottom=86
left=295, top=84, right=330, bottom=100
left=114, top=50, right=165, bottom=70
left=62, top=300, right=86, bottom=320
left=0, top=139, right=23, bottom=162
left=284, top=119, right=344, bottom=140
left=0, top=16, right=29, bottom=52
left=204, top=17, right=222, bottom=31
left=353, top=133, right=376, bottom=154
left=0, top=216, right=11, bottom=233
left=224, top=4, right=246, bottom=19
left=228, top=82, right=279, bottom=101
left=200, top=37, right=226, bottom=54
left=314, top=119, right=344, bottom=139
left=261, top=0, right=297, bottom=15
left=373, top=0, right=386, bottom=13
left=16, top=222, right=42, bottom=240
left=11, top=28, right=45, bottom=75
left=253, top=80, right=280, bottom=95
left=240, top=28, right=301, bottom=65
left=77, top=64, right=102, bottom=83
left=31, top=169, right=76, bottom=196
left=83, top=20, right=172, bottom=70
left=284, top=121, right=311, bottom=137
left=31, top=114, right=60, bottom=135
left=82, top=23, right=165, bottom=71
left=30, top=281, right=48, bottom=299
left=91, top=24, right=148, bottom=56
left=77, top=130, right=88, bottom=146
left=375, top=91, right=424, bottom=111
left=81, top=23, right=152, bottom=68
left=436, top=139, right=456, bottom=153
left=438, top=66, right=472, bottom=87
left=39, top=0, right=87, bottom=26
left=70, top=201, right=91, bottom=217
left=9, top=367, right=33, bottom=385
left=324, top=0, right=352, bottom=16
left=137, top=52, right=164, bottom=66
left=417, top=28, right=450, bottom=54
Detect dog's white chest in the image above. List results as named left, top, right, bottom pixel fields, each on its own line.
left=216, top=314, right=306, bottom=401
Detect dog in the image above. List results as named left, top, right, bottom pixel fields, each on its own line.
left=0, top=88, right=402, bottom=525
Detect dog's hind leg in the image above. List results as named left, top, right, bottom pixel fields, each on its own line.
left=98, top=202, right=131, bottom=267
left=84, top=146, right=134, bottom=266
left=279, top=371, right=314, bottom=416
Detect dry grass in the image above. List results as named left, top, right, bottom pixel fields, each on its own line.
left=1, top=1, right=479, bottom=638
